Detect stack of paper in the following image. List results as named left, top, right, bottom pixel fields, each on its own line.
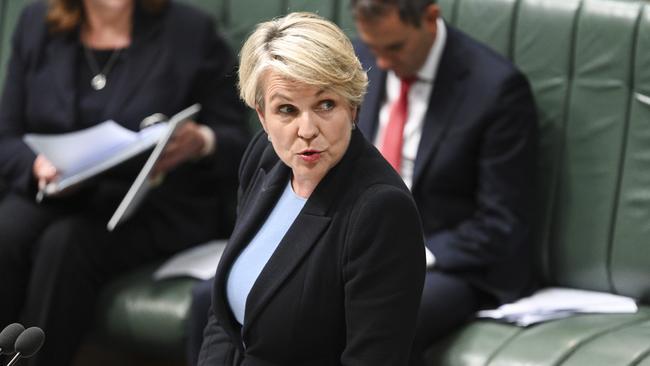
left=24, top=121, right=168, bottom=195
left=153, top=240, right=227, bottom=281
left=477, top=287, right=638, bottom=326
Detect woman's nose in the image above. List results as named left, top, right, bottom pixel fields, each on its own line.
left=297, top=112, right=319, bottom=139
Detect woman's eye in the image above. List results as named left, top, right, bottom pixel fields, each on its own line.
left=318, top=100, right=335, bottom=111
left=278, top=105, right=296, bottom=114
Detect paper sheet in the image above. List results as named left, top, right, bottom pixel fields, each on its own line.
left=153, top=240, right=227, bottom=281
left=24, top=121, right=167, bottom=193
left=477, top=287, right=638, bottom=326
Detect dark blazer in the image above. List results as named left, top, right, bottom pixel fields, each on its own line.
left=199, top=130, right=425, bottom=366
left=0, top=1, right=249, bottom=239
left=355, top=24, right=538, bottom=303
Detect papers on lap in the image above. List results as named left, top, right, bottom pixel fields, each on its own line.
left=23, top=104, right=202, bottom=230
left=107, top=104, right=200, bottom=231
left=24, top=120, right=167, bottom=196
left=477, top=287, right=638, bottom=327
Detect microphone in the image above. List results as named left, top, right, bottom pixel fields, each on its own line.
left=0, top=323, right=25, bottom=355
left=5, top=327, right=45, bottom=366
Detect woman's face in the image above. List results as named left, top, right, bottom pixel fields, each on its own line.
left=257, top=72, right=356, bottom=196
left=82, top=0, right=133, bottom=12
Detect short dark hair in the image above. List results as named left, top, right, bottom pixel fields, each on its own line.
left=350, top=0, right=436, bottom=27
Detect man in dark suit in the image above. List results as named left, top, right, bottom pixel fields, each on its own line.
left=351, top=0, right=538, bottom=364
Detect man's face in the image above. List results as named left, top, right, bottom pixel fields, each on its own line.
left=355, top=4, right=439, bottom=78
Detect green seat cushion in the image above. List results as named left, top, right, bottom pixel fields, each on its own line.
left=94, top=264, right=198, bottom=358
left=425, top=321, right=523, bottom=366
left=426, top=307, right=650, bottom=366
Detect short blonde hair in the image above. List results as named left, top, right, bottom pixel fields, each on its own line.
left=238, top=12, right=368, bottom=110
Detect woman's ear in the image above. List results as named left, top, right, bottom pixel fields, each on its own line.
left=255, top=105, right=268, bottom=134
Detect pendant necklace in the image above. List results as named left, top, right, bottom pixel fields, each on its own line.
left=83, top=46, right=121, bottom=91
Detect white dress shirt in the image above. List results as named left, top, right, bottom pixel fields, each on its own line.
left=373, top=18, right=447, bottom=269
left=374, top=18, right=447, bottom=190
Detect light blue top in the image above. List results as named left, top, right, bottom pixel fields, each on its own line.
left=226, top=180, right=307, bottom=325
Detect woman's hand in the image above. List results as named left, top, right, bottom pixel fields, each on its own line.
left=152, top=120, right=207, bottom=177
left=33, top=154, right=58, bottom=191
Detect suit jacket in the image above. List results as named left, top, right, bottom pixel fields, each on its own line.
left=0, top=1, right=249, bottom=241
left=199, top=130, right=425, bottom=366
left=355, top=24, right=538, bottom=303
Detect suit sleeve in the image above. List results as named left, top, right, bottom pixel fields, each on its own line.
left=187, top=16, right=250, bottom=235
left=0, top=6, right=39, bottom=195
left=190, top=16, right=249, bottom=177
left=198, top=307, right=239, bottom=366
left=427, top=73, right=538, bottom=271
left=341, top=185, right=425, bottom=366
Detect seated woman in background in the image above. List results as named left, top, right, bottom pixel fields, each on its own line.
left=198, top=12, right=425, bottom=366
left=0, top=0, right=248, bottom=365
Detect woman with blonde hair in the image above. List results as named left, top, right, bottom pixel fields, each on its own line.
left=198, top=12, right=424, bottom=366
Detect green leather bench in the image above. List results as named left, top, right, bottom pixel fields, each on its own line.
left=1, top=0, right=649, bottom=364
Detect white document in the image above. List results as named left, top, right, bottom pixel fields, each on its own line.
left=425, top=247, right=435, bottom=269
left=635, top=92, right=650, bottom=106
left=24, top=120, right=168, bottom=196
left=107, top=103, right=201, bottom=231
left=477, top=287, right=638, bottom=327
left=153, top=239, right=227, bottom=281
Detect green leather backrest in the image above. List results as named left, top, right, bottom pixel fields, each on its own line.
left=610, top=5, right=650, bottom=299
left=514, top=0, right=581, bottom=284
left=0, top=0, right=29, bottom=89
left=431, top=0, right=649, bottom=299
left=554, top=0, right=640, bottom=293
left=177, top=0, right=226, bottom=24
left=438, top=0, right=458, bottom=24
left=451, top=0, right=649, bottom=301
left=455, top=0, right=518, bottom=58
left=226, top=0, right=285, bottom=51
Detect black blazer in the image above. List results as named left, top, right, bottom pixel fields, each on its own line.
left=355, top=24, right=538, bottom=303
left=199, top=130, right=425, bottom=366
left=0, top=1, right=249, bottom=239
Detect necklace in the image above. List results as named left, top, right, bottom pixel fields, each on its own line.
left=83, top=46, right=121, bottom=91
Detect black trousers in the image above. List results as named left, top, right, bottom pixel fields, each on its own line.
left=408, top=271, right=496, bottom=366
left=186, top=278, right=214, bottom=366
left=0, top=192, right=214, bottom=366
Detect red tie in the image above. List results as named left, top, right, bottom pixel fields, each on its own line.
left=381, top=77, right=415, bottom=172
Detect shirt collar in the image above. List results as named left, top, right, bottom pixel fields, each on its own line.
left=416, top=18, right=447, bottom=84
left=387, top=18, right=447, bottom=85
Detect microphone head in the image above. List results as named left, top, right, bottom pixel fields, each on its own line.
left=0, top=323, right=25, bottom=354
left=14, top=327, right=45, bottom=358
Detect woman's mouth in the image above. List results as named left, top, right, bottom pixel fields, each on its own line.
left=298, top=149, right=322, bottom=162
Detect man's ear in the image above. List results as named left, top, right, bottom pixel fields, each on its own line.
left=422, top=4, right=440, bottom=32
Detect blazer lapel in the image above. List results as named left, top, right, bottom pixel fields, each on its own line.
left=241, top=131, right=365, bottom=338
left=412, top=27, right=469, bottom=189
left=241, top=208, right=331, bottom=333
left=212, top=158, right=290, bottom=346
